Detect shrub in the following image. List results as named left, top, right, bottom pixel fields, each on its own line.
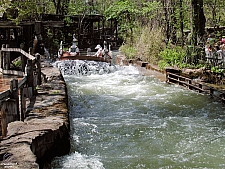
left=119, top=44, right=137, bottom=59
left=119, top=26, right=165, bottom=64
left=158, top=45, right=186, bottom=69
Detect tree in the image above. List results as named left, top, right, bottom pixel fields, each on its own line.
left=191, top=0, right=206, bottom=46
left=0, top=0, right=69, bottom=23
left=104, top=0, right=140, bottom=44
left=179, top=0, right=184, bottom=46
left=204, top=0, right=225, bottom=27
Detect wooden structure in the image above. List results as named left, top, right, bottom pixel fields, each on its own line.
left=0, top=46, right=41, bottom=137
left=36, top=14, right=119, bottom=50
left=0, top=44, right=38, bottom=75
left=0, top=13, right=120, bottom=60
left=166, top=69, right=225, bottom=103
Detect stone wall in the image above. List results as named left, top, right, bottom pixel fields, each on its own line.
left=0, top=61, right=70, bottom=169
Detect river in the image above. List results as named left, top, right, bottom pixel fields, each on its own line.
left=51, top=61, right=225, bottom=169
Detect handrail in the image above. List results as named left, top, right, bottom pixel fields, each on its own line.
left=166, top=72, right=210, bottom=91
left=0, top=77, right=27, bottom=101
left=0, top=46, right=42, bottom=137
left=18, top=76, right=27, bottom=88
left=1, top=47, right=36, bottom=60
left=0, top=90, right=10, bottom=100
left=166, top=71, right=225, bottom=103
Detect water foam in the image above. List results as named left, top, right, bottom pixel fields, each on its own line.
left=52, top=152, right=104, bottom=169
left=52, top=60, right=118, bottom=76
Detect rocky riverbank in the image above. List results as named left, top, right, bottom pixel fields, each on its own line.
left=0, top=60, right=70, bottom=169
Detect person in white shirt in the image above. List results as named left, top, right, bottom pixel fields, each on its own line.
left=93, top=44, right=103, bottom=57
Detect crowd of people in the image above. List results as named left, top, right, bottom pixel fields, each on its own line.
left=205, top=35, right=225, bottom=66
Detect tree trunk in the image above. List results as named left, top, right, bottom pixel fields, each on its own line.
left=179, top=0, right=184, bottom=47
left=191, top=0, right=206, bottom=46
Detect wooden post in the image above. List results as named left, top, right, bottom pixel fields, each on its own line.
left=1, top=99, right=18, bottom=137
left=2, top=50, right=5, bottom=70
left=35, top=53, right=41, bottom=85
left=188, top=79, right=191, bottom=90
left=166, top=73, right=169, bottom=83
left=0, top=50, right=2, bottom=69
left=20, top=87, right=26, bottom=121
left=1, top=79, right=20, bottom=136
left=10, top=79, right=20, bottom=120
left=210, top=88, right=214, bottom=97
left=21, top=55, right=27, bottom=72
left=33, top=65, right=38, bottom=95
left=26, top=59, right=34, bottom=98
left=198, top=83, right=202, bottom=93
left=4, top=44, right=10, bottom=70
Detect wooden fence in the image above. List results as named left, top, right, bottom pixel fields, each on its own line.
left=0, top=45, right=41, bottom=137
left=166, top=69, right=225, bottom=103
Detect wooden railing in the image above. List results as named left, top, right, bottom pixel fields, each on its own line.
left=1, top=46, right=36, bottom=60
left=0, top=45, right=41, bottom=137
left=166, top=70, right=225, bottom=103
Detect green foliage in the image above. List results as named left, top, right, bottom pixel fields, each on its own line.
left=68, top=0, right=90, bottom=15
left=158, top=44, right=186, bottom=69
left=13, top=60, right=21, bottom=67
left=64, top=16, right=73, bottom=26
left=204, top=0, right=225, bottom=26
left=104, top=0, right=140, bottom=41
left=211, top=66, right=225, bottom=74
left=141, top=1, right=161, bottom=19
left=158, top=60, right=170, bottom=70
left=119, top=44, right=137, bottom=59
left=119, top=26, right=165, bottom=64
left=135, top=26, right=165, bottom=64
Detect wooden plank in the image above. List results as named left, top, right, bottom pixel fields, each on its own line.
left=20, top=88, right=25, bottom=121
left=167, top=76, right=205, bottom=92
left=0, top=90, right=10, bottom=100
left=41, top=21, right=64, bottom=27
left=1, top=100, right=18, bottom=136
left=1, top=48, right=36, bottom=60
left=18, top=77, right=27, bottom=89
left=1, top=69, right=24, bottom=76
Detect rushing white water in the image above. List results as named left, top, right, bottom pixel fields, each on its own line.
left=51, top=61, right=225, bottom=169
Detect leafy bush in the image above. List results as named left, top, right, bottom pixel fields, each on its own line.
left=135, top=26, right=165, bottom=64
left=119, top=26, right=165, bottom=63
left=119, top=44, right=137, bottom=59
left=158, top=60, right=170, bottom=70
left=158, top=45, right=186, bottom=69
left=211, top=66, right=224, bottom=74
